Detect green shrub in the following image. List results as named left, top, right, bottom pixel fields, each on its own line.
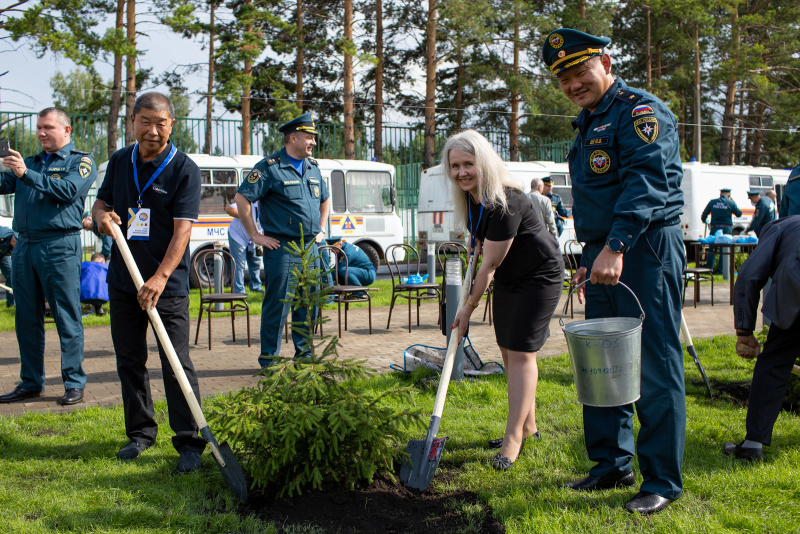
left=207, top=230, right=423, bottom=497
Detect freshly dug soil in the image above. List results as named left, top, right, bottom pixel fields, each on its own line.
left=243, top=472, right=505, bottom=534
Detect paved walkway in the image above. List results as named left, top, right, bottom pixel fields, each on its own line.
left=0, top=284, right=752, bottom=416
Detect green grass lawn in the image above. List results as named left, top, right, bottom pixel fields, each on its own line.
left=0, top=334, right=798, bottom=533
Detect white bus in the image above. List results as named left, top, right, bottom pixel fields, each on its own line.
left=96, top=154, right=405, bottom=286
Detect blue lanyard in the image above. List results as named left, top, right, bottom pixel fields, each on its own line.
left=467, top=193, right=484, bottom=254
left=132, top=142, right=177, bottom=208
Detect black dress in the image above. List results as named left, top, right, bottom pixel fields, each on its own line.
left=468, top=188, right=564, bottom=352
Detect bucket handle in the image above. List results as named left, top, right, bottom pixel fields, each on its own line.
left=559, top=280, right=645, bottom=328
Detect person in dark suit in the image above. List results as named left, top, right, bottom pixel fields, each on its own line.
left=725, top=216, right=800, bottom=461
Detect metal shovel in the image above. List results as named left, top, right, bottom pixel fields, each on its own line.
left=111, top=224, right=248, bottom=501
left=399, top=254, right=474, bottom=491
left=680, top=311, right=712, bottom=398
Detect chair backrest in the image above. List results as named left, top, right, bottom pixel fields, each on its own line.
left=385, top=243, right=421, bottom=287
left=317, top=244, right=349, bottom=286
left=192, top=248, right=236, bottom=297
left=563, top=239, right=581, bottom=277
left=437, top=241, right=468, bottom=277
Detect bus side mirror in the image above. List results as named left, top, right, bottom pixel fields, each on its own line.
left=390, top=186, right=396, bottom=206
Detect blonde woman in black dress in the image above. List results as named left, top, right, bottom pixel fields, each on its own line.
left=448, top=130, right=564, bottom=470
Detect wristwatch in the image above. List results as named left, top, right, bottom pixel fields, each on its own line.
left=605, top=238, right=628, bottom=254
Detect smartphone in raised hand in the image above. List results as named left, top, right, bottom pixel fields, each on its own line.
left=0, top=140, right=10, bottom=158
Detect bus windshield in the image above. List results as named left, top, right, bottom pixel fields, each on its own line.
left=346, top=171, right=393, bottom=213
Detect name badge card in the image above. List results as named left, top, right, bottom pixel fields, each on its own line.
left=127, top=207, right=151, bottom=240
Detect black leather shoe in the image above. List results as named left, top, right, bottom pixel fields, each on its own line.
left=564, top=470, right=635, bottom=491
left=59, top=388, right=84, bottom=405
left=624, top=491, right=674, bottom=515
left=488, top=431, right=540, bottom=449
left=0, top=385, right=44, bottom=403
left=178, top=450, right=202, bottom=473
left=723, top=441, right=763, bottom=462
left=116, top=441, right=150, bottom=460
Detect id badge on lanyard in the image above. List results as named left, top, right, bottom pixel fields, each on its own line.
left=128, top=142, right=177, bottom=241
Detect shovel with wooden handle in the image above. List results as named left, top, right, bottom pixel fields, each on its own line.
left=0, top=282, right=11, bottom=294
left=680, top=311, right=712, bottom=398
left=111, top=223, right=248, bottom=501
left=399, top=254, right=475, bottom=492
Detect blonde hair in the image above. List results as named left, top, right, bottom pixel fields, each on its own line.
left=441, top=130, right=521, bottom=231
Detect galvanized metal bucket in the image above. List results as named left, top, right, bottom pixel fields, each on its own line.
left=560, top=281, right=645, bottom=407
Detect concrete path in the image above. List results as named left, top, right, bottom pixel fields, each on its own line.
left=0, top=283, right=750, bottom=416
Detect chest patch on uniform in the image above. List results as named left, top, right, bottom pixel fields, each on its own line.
left=589, top=150, right=611, bottom=174
left=634, top=117, right=659, bottom=143
left=593, top=123, right=612, bottom=132
left=50, top=173, right=61, bottom=180
left=79, top=161, right=92, bottom=178
left=313, top=185, right=320, bottom=197
left=632, top=105, right=655, bottom=117
left=247, top=169, right=261, bottom=183
left=584, top=136, right=609, bottom=147
left=284, top=180, right=300, bottom=185
left=49, top=167, right=66, bottom=172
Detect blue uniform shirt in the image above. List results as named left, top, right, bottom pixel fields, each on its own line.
left=236, top=147, right=330, bottom=242
left=747, top=196, right=777, bottom=236
left=545, top=192, right=569, bottom=222
left=568, top=78, right=684, bottom=248
left=701, top=196, right=741, bottom=227
left=337, top=241, right=375, bottom=276
left=0, top=142, right=96, bottom=241
left=0, top=227, right=16, bottom=257
left=779, top=164, right=800, bottom=218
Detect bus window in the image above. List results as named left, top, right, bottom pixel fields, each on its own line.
left=331, top=170, right=347, bottom=213
left=199, top=169, right=237, bottom=214
left=553, top=186, right=573, bottom=209
left=550, top=173, right=568, bottom=186
left=346, top=171, right=392, bottom=213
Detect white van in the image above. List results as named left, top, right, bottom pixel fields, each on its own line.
left=96, top=154, right=405, bottom=286
left=416, top=161, right=578, bottom=253
left=680, top=162, right=790, bottom=241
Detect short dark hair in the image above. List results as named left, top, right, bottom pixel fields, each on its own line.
left=132, top=92, right=175, bottom=120
left=283, top=132, right=293, bottom=145
left=39, top=107, right=71, bottom=128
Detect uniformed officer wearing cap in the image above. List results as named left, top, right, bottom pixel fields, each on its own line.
left=543, top=29, right=686, bottom=515
left=542, top=176, right=569, bottom=236
left=779, top=164, right=800, bottom=218
left=0, top=107, right=95, bottom=406
left=0, top=226, right=16, bottom=308
left=234, top=113, right=331, bottom=367
left=701, top=188, right=741, bottom=273
left=746, top=190, right=776, bottom=237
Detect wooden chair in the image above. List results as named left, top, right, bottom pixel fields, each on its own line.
left=385, top=243, right=441, bottom=332
left=192, top=248, right=250, bottom=349
left=563, top=239, right=582, bottom=318
left=318, top=245, right=378, bottom=337
left=682, top=243, right=714, bottom=308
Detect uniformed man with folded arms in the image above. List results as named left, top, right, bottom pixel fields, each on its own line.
left=542, top=29, right=686, bottom=515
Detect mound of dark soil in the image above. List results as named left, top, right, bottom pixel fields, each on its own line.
left=243, top=473, right=504, bottom=534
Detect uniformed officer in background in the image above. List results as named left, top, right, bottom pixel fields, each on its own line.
left=0, top=107, right=94, bottom=406
left=542, top=176, right=569, bottom=236
left=543, top=29, right=686, bottom=515
left=0, top=226, right=16, bottom=308
left=701, top=188, right=741, bottom=273
left=779, top=164, right=800, bottom=217
left=233, top=113, right=331, bottom=368
left=746, top=190, right=776, bottom=237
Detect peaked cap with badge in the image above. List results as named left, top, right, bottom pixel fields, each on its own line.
left=279, top=112, right=318, bottom=136
left=542, top=28, right=611, bottom=76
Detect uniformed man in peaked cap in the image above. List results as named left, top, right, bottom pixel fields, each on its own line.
left=542, top=29, right=686, bottom=515
left=234, top=113, right=330, bottom=367
left=701, top=188, right=741, bottom=273
left=542, top=176, right=569, bottom=237
left=746, top=189, right=776, bottom=237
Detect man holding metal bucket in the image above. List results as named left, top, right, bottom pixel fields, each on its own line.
left=542, top=29, right=686, bottom=515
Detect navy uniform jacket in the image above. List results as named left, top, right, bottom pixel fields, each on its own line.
left=779, top=164, right=800, bottom=218
left=0, top=227, right=16, bottom=257
left=236, top=147, right=329, bottom=242
left=747, top=196, right=776, bottom=236
left=568, top=78, right=683, bottom=258
left=545, top=192, right=569, bottom=223
left=734, top=217, right=800, bottom=331
left=701, top=196, right=742, bottom=227
left=337, top=241, right=375, bottom=277
left=0, top=142, right=97, bottom=241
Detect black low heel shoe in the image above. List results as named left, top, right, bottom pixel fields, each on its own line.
left=490, top=437, right=528, bottom=471
left=488, top=431, right=540, bottom=450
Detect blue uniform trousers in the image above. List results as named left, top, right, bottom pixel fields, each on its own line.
left=705, top=225, right=732, bottom=273
left=555, top=219, right=564, bottom=237
left=13, top=234, right=86, bottom=391
left=100, top=234, right=113, bottom=260
left=259, top=241, right=319, bottom=364
left=342, top=266, right=376, bottom=287
left=582, top=224, right=686, bottom=499
left=228, top=237, right=263, bottom=294
left=0, top=254, right=13, bottom=307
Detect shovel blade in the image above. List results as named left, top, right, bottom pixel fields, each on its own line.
left=399, top=436, right=448, bottom=491
left=212, top=441, right=248, bottom=501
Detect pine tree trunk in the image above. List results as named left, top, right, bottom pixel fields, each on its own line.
left=455, top=57, right=463, bottom=132
left=124, top=0, right=136, bottom=146
left=694, top=23, right=701, bottom=162
left=205, top=1, right=215, bottom=155
left=374, top=0, right=383, bottom=162
left=645, top=5, right=651, bottom=91
left=509, top=8, right=520, bottom=162
left=108, top=0, right=124, bottom=156
left=719, top=10, right=739, bottom=165
left=751, top=101, right=764, bottom=166
left=296, top=0, right=304, bottom=110
left=423, top=0, right=437, bottom=169
left=343, top=0, right=355, bottom=159
left=242, top=55, right=251, bottom=155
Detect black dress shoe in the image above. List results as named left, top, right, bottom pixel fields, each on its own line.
left=59, top=388, right=84, bottom=405
left=117, top=441, right=150, bottom=460
left=0, top=385, right=44, bottom=403
left=488, top=431, right=540, bottom=449
left=624, top=491, right=674, bottom=515
left=564, top=470, right=635, bottom=491
left=723, top=441, right=763, bottom=462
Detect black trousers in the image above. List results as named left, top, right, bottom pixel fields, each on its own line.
left=109, top=288, right=205, bottom=453
left=746, top=314, right=800, bottom=446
